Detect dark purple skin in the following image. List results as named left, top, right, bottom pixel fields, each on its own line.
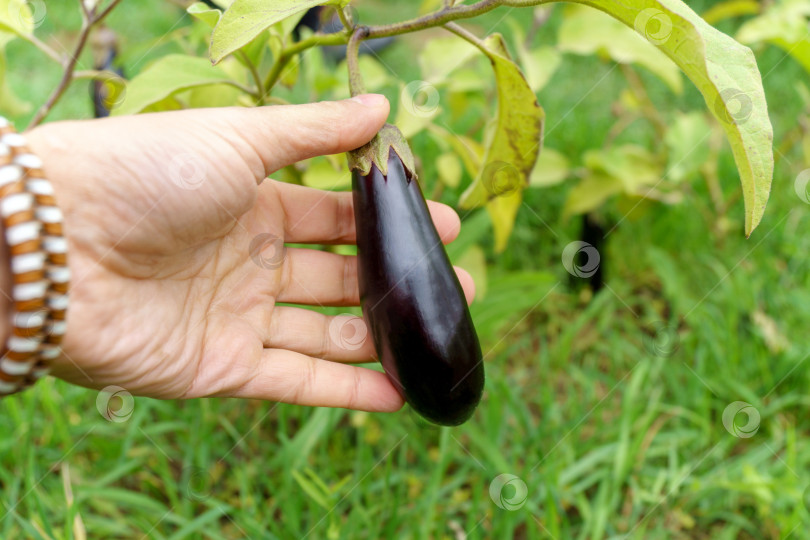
left=353, top=150, right=485, bottom=426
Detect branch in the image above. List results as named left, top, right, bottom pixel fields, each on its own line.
left=73, top=69, right=123, bottom=81
left=28, top=20, right=93, bottom=128
left=22, top=33, right=61, bottom=63
left=365, top=0, right=501, bottom=38
left=263, top=31, right=347, bottom=93
left=264, top=0, right=501, bottom=94
left=27, top=0, right=124, bottom=129
left=95, top=0, right=124, bottom=23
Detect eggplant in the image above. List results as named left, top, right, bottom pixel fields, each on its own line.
left=350, top=125, right=484, bottom=426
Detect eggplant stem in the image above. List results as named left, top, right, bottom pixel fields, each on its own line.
left=347, top=27, right=370, bottom=98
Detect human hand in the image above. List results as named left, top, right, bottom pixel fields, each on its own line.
left=25, top=95, right=474, bottom=412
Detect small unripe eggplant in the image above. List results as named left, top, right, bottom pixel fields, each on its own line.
left=350, top=125, right=484, bottom=426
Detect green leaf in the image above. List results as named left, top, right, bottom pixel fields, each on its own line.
left=0, top=0, right=34, bottom=47
left=211, top=0, right=341, bottom=64
left=538, top=0, right=773, bottom=236
left=458, top=33, right=545, bottom=253
left=0, top=49, right=30, bottom=117
left=664, top=112, right=712, bottom=182
left=302, top=156, right=351, bottom=190
left=186, top=84, right=242, bottom=108
left=187, top=2, right=222, bottom=28
left=112, top=54, right=246, bottom=116
left=558, top=5, right=683, bottom=94
left=292, top=470, right=331, bottom=509
left=280, top=53, right=300, bottom=88
left=335, top=55, right=392, bottom=95
left=529, top=148, right=570, bottom=188
left=737, top=0, right=810, bottom=74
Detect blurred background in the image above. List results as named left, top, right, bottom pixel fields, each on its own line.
left=1, top=0, right=809, bottom=537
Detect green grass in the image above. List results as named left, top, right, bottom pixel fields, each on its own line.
left=3, top=1, right=810, bottom=538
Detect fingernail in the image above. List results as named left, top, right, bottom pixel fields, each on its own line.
left=350, top=94, right=387, bottom=107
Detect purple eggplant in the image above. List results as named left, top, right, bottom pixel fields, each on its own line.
left=349, top=125, right=484, bottom=426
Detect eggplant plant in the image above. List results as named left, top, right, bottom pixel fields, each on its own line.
left=5, top=0, right=776, bottom=425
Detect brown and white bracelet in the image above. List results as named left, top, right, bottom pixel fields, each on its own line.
left=0, top=116, right=69, bottom=395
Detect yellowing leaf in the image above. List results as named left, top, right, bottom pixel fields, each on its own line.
left=457, top=33, right=545, bottom=252
left=529, top=148, right=570, bottom=187
left=455, top=245, right=488, bottom=300
left=537, top=0, right=773, bottom=236
left=702, top=0, right=760, bottom=25
left=584, top=145, right=662, bottom=192
left=558, top=5, right=683, bottom=94
left=436, top=153, right=463, bottom=188
left=419, top=36, right=479, bottom=84
left=563, top=172, right=623, bottom=217
left=737, top=0, right=810, bottom=74
left=487, top=191, right=523, bottom=252
left=113, top=55, right=246, bottom=116
left=428, top=125, right=484, bottom=181
left=0, top=0, right=34, bottom=47
left=664, top=112, right=712, bottom=182
left=506, top=19, right=562, bottom=92
left=521, top=46, right=562, bottom=93
left=211, top=0, right=342, bottom=64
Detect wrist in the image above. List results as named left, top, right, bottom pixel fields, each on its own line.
left=0, top=118, right=70, bottom=394
left=0, top=237, right=8, bottom=347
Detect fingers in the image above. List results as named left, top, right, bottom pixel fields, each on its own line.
left=270, top=181, right=461, bottom=245
left=278, top=248, right=358, bottom=306
left=233, top=95, right=391, bottom=176
left=277, top=249, right=477, bottom=307
left=455, top=266, right=476, bottom=304
left=231, top=349, right=404, bottom=412
left=266, top=307, right=375, bottom=362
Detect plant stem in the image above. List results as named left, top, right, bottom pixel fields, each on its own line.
left=28, top=0, right=123, bottom=128
left=337, top=6, right=354, bottom=31
left=95, top=0, right=123, bottom=21
left=619, top=64, right=667, bottom=140
left=263, top=1, right=501, bottom=94
left=346, top=26, right=369, bottom=97
left=73, top=69, right=123, bottom=81
left=237, top=51, right=264, bottom=98
left=443, top=22, right=489, bottom=55
left=263, top=31, right=347, bottom=93
left=365, top=0, right=501, bottom=38
left=23, top=33, right=61, bottom=63
left=28, top=20, right=92, bottom=128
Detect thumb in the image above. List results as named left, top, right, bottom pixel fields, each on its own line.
left=230, top=94, right=390, bottom=176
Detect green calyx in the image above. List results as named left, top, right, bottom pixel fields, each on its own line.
left=347, top=123, right=418, bottom=179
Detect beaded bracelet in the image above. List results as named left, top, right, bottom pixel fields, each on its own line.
left=0, top=116, right=69, bottom=395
